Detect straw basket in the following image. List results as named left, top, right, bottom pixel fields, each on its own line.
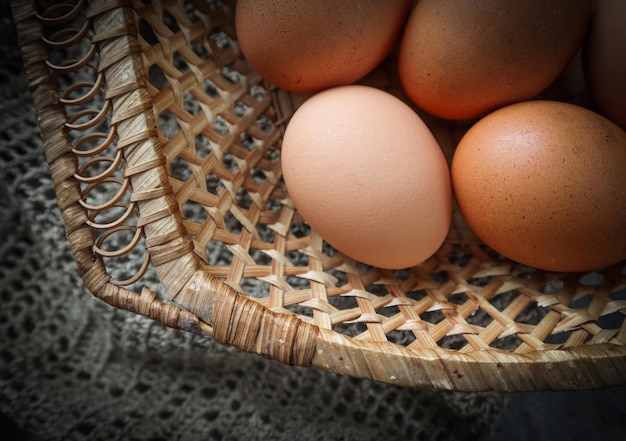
left=11, top=0, right=626, bottom=392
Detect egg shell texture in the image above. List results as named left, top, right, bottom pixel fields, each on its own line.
left=282, top=85, right=452, bottom=269
left=452, top=100, right=626, bottom=272
left=398, top=0, right=591, bottom=120
left=584, top=0, right=626, bottom=129
left=235, top=0, right=411, bottom=94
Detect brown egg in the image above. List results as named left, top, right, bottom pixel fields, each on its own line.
left=398, top=0, right=591, bottom=120
left=282, top=85, right=452, bottom=269
left=451, top=100, right=626, bottom=272
left=235, top=0, right=411, bottom=94
left=584, top=0, right=626, bottom=129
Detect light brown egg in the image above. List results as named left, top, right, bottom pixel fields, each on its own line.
left=282, top=85, right=452, bottom=269
left=451, top=100, right=626, bottom=272
left=235, top=0, right=411, bottom=94
left=398, top=0, right=591, bottom=120
left=584, top=0, right=626, bottom=129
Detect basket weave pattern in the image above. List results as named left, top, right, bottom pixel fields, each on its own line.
left=12, top=0, right=626, bottom=391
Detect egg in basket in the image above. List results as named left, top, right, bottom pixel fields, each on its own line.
left=12, top=0, right=626, bottom=391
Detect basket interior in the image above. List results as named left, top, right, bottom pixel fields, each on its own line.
left=16, top=0, right=626, bottom=389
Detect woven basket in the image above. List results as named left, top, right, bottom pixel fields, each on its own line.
left=12, top=0, right=626, bottom=392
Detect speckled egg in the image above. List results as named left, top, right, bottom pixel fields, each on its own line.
left=235, top=0, right=411, bottom=94
left=398, top=0, right=591, bottom=120
left=584, top=0, right=626, bottom=129
left=451, top=100, right=626, bottom=272
left=282, top=85, right=452, bottom=269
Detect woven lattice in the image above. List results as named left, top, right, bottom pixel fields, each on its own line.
left=12, top=0, right=626, bottom=391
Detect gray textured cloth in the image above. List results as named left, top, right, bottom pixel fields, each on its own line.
left=0, top=5, right=505, bottom=441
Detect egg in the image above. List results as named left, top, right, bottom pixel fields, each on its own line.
left=235, top=0, right=411, bottom=94
left=281, top=85, right=452, bottom=269
left=451, top=100, right=626, bottom=272
left=583, top=0, right=626, bottom=129
left=398, top=0, right=591, bottom=120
